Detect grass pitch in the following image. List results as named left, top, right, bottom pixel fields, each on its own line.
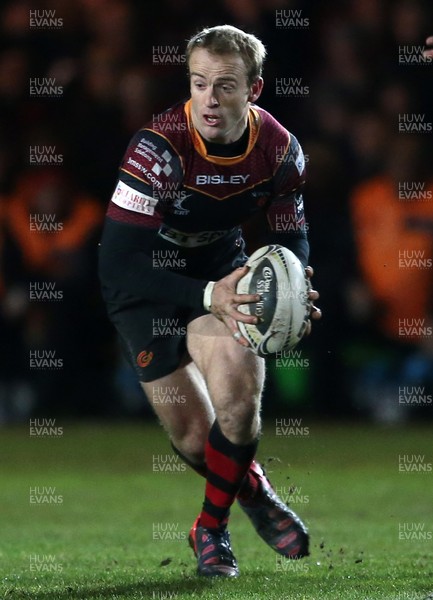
left=1, top=421, right=432, bottom=600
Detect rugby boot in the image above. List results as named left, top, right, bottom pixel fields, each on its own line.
left=238, top=460, right=309, bottom=558
left=188, top=516, right=239, bottom=577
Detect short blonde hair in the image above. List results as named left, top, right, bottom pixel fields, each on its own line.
left=186, top=25, right=267, bottom=84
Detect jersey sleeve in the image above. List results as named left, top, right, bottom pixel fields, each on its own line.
left=265, top=134, right=309, bottom=266
left=107, top=128, right=184, bottom=228
left=98, top=217, right=207, bottom=309
left=101, top=127, right=207, bottom=309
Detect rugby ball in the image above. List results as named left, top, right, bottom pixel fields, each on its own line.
left=237, top=245, right=311, bottom=357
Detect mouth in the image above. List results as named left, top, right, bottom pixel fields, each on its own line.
left=203, top=114, right=221, bottom=127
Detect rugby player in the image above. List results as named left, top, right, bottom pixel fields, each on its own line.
left=99, top=25, right=320, bottom=578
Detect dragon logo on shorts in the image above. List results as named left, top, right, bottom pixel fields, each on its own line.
left=136, top=350, right=154, bottom=368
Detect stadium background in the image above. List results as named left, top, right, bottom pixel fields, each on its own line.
left=0, top=0, right=432, bottom=424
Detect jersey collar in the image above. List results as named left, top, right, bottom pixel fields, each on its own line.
left=184, top=99, right=261, bottom=166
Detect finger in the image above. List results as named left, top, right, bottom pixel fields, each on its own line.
left=310, top=305, right=322, bottom=320
left=228, top=265, right=250, bottom=284
left=308, top=289, right=319, bottom=301
left=230, top=307, right=258, bottom=324
left=224, top=316, right=251, bottom=347
left=304, top=319, right=312, bottom=337
left=423, top=37, right=433, bottom=59
left=305, top=265, right=314, bottom=278
left=233, top=331, right=250, bottom=347
left=234, top=293, right=261, bottom=305
left=212, top=299, right=259, bottom=324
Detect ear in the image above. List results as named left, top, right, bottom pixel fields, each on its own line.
left=248, top=77, right=264, bottom=103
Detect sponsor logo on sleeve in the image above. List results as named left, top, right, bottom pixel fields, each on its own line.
left=111, top=180, right=158, bottom=215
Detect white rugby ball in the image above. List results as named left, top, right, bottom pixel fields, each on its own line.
left=237, top=245, right=311, bottom=357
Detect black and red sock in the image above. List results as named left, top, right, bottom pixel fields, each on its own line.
left=171, top=436, right=260, bottom=503
left=198, top=420, right=258, bottom=530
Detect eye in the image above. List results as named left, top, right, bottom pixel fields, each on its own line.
left=193, top=80, right=206, bottom=90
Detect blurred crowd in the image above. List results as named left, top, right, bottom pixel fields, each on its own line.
left=0, top=0, right=432, bottom=423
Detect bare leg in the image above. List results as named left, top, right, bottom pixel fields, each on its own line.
left=186, top=314, right=265, bottom=445
left=140, top=358, right=214, bottom=465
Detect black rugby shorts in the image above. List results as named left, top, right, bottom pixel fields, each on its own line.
left=103, top=228, right=248, bottom=382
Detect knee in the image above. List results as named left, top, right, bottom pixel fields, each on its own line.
left=211, top=363, right=264, bottom=445
left=216, top=394, right=261, bottom=445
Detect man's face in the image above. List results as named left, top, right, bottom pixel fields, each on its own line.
left=188, top=47, right=263, bottom=144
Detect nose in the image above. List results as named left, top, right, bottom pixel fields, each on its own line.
left=204, top=85, right=219, bottom=108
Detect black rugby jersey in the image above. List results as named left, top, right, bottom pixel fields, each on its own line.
left=100, top=100, right=308, bottom=309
